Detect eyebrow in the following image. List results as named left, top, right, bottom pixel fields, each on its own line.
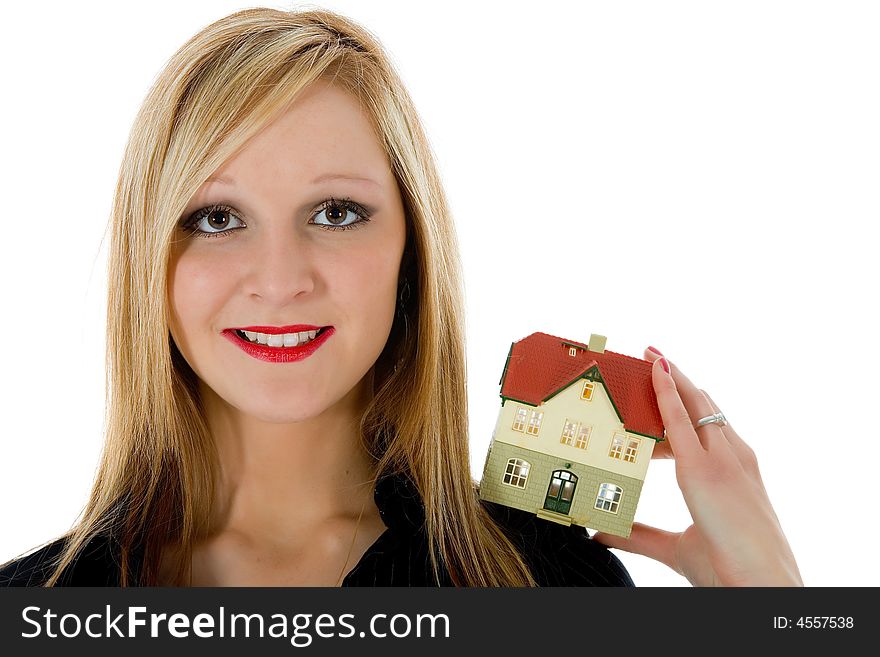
left=312, top=172, right=381, bottom=187
left=204, top=173, right=381, bottom=187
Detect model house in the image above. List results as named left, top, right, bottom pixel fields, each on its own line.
left=478, top=331, right=665, bottom=538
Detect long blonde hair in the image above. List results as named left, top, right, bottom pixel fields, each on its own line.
left=25, top=6, right=536, bottom=586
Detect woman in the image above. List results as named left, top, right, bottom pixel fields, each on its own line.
left=0, top=6, right=801, bottom=587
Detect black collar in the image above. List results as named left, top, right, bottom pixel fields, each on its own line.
left=373, top=470, right=426, bottom=531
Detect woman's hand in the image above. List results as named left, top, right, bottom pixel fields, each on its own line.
left=591, top=347, right=803, bottom=586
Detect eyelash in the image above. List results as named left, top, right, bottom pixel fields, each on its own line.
left=180, top=197, right=373, bottom=239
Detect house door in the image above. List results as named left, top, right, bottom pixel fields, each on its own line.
left=543, top=470, right=578, bottom=515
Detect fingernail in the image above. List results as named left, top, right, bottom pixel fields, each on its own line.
left=658, top=357, right=670, bottom=374
left=647, top=345, right=664, bottom=356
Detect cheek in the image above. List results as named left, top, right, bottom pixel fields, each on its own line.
left=168, top=253, right=232, bottom=340
left=337, top=251, right=400, bottom=325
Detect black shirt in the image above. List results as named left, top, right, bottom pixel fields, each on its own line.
left=0, top=472, right=635, bottom=587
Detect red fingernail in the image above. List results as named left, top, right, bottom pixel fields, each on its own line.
left=647, top=345, right=664, bottom=356
left=659, top=357, right=670, bottom=374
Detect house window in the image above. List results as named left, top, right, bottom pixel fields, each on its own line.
left=560, top=419, right=577, bottom=446
left=575, top=425, right=591, bottom=450
left=581, top=381, right=594, bottom=401
left=503, top=458, right=530, bottom=488
left=526, top=410, right=544, bottom=436
left=609, top=433, right=626, bottom=459
left=569, top=347, right=577, bottom=357
left=624, top=437, right=640, bottom=463
left=595, top=483, right=622, bottom=514
left=512, top=407, right=528, bottom=432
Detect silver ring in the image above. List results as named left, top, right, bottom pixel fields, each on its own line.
left=696, top=412, right=727, bottom=427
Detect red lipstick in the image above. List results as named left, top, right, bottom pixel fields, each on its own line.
left=222, top=326, right=334, bottom=363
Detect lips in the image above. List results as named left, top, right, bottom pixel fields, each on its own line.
left=222, top=326, right=335, bottom=363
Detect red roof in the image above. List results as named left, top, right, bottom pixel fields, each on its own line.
left=499, top=332, right=664, bottom=439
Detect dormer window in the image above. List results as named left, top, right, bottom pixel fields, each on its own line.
left=581, top=381, right=594, bottom=401
left=569, top=346, right=577, bottom=357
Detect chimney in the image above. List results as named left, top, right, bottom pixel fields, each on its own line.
left=587, top=333, right=606, bottom=354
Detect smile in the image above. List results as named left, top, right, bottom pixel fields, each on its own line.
left=223, top=326, right=334, bottom=363
left=239, top=328, right=320, bottom=347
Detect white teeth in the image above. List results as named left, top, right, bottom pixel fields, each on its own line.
left=240, top=329, right=320, bottom=347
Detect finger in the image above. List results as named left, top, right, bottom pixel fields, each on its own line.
left=644, top=346, right=664, bottom=363
left=592, top=523, right=684, bottom=577
left=651, top=438, right=675, bottom=459
left=700, top=388, right=764, bottom=483
left=643, top=348, right=675, bottom=458
left=698, top=388, right=741, bottom=445
left=663, top=358, right=731, bottom=454
left=651, top=357, right=703, bottom=462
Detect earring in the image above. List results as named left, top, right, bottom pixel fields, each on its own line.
left=393, top=276, right=411, bottom=374
left=398, top=276, right=411, bottom=309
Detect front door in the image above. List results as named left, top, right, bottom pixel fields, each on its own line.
left=543, top=470, right=578, bottom=515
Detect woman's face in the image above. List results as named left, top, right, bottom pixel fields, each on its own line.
left=168, top=80, right=407, bottom=423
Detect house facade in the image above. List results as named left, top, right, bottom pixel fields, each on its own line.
left=478, top=332, right=665, bottom=538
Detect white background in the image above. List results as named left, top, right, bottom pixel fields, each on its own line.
left=1, top=1, right=877, bottom=587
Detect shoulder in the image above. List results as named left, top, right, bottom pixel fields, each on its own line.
left=481, top=500, right=636, bottom=586
left=0, top=538, right=68, bottom=587
left=0, top=534, right=122, bottom=587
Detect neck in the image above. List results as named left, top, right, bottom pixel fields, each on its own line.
left=200, top=372, right=379, bottom=542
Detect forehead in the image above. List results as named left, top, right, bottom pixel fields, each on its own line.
left=205, top=80, right=391, bottom=189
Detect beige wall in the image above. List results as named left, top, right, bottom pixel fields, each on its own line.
left=493, top=378, right=655, bottom=480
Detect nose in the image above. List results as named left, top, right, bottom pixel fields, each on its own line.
left=243, top=223, right=318, bottom=304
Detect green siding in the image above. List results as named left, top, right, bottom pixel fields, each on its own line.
left=479, top=440, right=642, bottom=539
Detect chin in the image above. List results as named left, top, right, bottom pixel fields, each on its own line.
left=239, top=396, right=331, bottom=424
left=255, top=411, right=322, bottom=424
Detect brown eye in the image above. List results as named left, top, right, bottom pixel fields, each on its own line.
left=311, top=197, right=372, bottom=231
left=206, top=209, right=231, bottom=229
left=183, top=204, right=245, bottom=239
left=325, top=203, right=346, bottom=225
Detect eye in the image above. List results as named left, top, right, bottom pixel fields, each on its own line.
left=180, top=197, right=373, bottom=240
left=182, top=205, right=245, bottom=239
left=310, top=197, right=372, bottom=231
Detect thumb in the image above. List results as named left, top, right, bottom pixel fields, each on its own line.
left=592, top=522, right=683, bottom=575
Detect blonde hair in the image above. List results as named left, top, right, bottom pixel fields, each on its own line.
left=22, top=5, right=536, bottom=586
